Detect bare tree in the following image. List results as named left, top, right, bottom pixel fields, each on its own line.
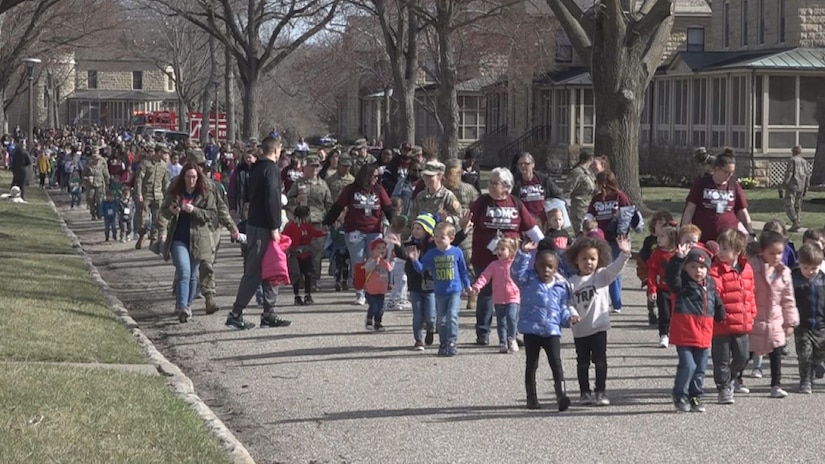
left=153, top=0, right=341, bottom=141
left=544, top=0, right=675, bottom=209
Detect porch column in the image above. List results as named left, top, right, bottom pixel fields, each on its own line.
left=568, top=87, right=575, bottom=146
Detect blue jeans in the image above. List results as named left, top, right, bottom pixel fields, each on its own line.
left=171, top=240, right=201, bottom=310
left=608, top=241, right=622, bottom=310
left=473, top=265, right=495, bottom=341
left=495, top=303, right=519, bottom=345
left=435, top=292, right=461, bottom=347
left=345, top=231, right=381, bottom=298
left=410, top=291, right=436, bottom=342
left=365, top=293, right=385, bottom=323
left=70, top=191, right=81, bottom=207
left=104, top=217, right=117, bottom=239
left=673, top=346, right=709, bottom=399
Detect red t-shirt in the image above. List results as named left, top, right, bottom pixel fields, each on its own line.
left=587, top=190, right=631, bottom=238
left=336, top=184, right=392, bottom=234
left=283, top=222, right=326, bottom=259
left=686, top=174, right=748, bottom=242
left=516, top=174, right=548, bottom=222
left=469, top=194, right=537, bottom=269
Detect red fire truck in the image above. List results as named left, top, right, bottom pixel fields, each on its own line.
left=131, top=111, right=228, bottom=139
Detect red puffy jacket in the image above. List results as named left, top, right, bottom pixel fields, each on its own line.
left=710, top=255, right=757, bottom=336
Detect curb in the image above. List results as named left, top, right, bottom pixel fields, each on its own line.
left=44, top=192, right=256, bottom=464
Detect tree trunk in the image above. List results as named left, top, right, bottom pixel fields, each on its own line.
left=224, top=39, right=236, bottom=143
left=436, top=19, right=459, bottom=159
left=199, top=81, right=211, bottom=145
left=0, top=86, right=8, bottom=135
left=240, top=63, right=259, bottom=141
left=177, top=96, right=186, bottom=132
left=811, top=97, right=825, bottom=187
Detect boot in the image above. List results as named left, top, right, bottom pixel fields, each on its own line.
left=135, top=233, right=145, bottom=249
left=526, top=383, right=541, bottom=409
left=466, top=293, right=477, bottom=310
left=555, top=380, right=571, bottom=412
left=204, top=294, right=220, bottom=314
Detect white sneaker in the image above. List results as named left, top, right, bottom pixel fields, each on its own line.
left=751, top=367, right=763, bottom=378
left=733, top=380, right=750, bottom=394
left=658, top=335, right=669, bottom=348
left=770, top=386, right=788, bottom=398
left=508, top=339, right=519, bottom=353
left=354, top=295, right=366, bottom=306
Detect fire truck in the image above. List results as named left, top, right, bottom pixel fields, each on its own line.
left=131, top=110, right=228, bottom=139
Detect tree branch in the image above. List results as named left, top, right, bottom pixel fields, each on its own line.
left=545, top=0, right=593, bottom=62
left=632, top=0, right=673, bottom=41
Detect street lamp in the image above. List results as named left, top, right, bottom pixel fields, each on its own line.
left=21, top=57, right=41, bottom=149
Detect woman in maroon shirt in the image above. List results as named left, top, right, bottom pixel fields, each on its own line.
left=512, top=152, right=563, bottom=229
left=323, top=163, right=393, bottom=306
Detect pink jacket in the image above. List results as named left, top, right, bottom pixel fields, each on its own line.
left=472, top=258, right=520, bottom=305
left=262, top=235, right=293, bottom=286
left=748, top=256, right=799, bottom=355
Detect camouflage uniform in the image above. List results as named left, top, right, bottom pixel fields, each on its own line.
left=351, top=139, right=376, bottom=174
left=448, top=180, right=480, bottom=264
left=287, top=157, right=333, bottom=278
left=782, top=149, right=810, bottom=230
left=135, top=150, right=170, bottom=244
left=82, top=156, right=110, bottom=220
left=326, top=167, right=355, bottom=203
left=566, top=165, right=595, bottom=234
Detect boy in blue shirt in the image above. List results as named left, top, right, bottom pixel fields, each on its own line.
left=410, top=222, right=471, bottom=356
left=98, top=190, right=119, bottom=242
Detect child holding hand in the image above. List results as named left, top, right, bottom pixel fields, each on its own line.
left=470, top=237, right=521, bottom=354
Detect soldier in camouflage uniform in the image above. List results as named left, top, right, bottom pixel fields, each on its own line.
left=82, top=155, right=110, bottom=220
left=287, top=155, right=333, bottom=285
left=135, top=144, right=171, bottom=249
left=325, top=154, right=355, bottom=202
left=350, top=138, right=376, bottom=174
left=565, top=150, right=596, bottom=234
left=410, top=160, right=462, bottom=226
left=444, top=159, right=479, bottom=307
left=185, top=149, right=240, bottom=314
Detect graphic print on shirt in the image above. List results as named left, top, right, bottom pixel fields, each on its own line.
left=287, top=169, right=303, bottom=183
left=591, top=200, right=618, bottom=222
left=701, top=188, right=735, bottom=214
left=520, top=184, right=544, bottom=203
left=483, top=205, right=520, bottom=231
left=353, top=191, right=380, bottom=216
left=573, top=284, right=596, bottom=312
left=434, top=254, right=456, bottom=281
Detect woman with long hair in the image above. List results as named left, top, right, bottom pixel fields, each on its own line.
left=320, top=149, right=340, bottom=180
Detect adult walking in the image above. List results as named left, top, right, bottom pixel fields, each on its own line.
left=160, top=162, right=218, bottom=323
left=781, top=145, right=810, bottom=232
left=680, top=151, right=755, bottom=242
left=135, top=144, right=171, bottom=250
left=82, top=155, right=110, bottom=221
left=226, top=136, right=292, bottom=330
left=323, top=163, right=393, bottom=305
left=444, top=160, right=480, bottom=309
left=410, top=160, right=462, bottom=227
left=468, top=167, right=544, bottom=345
left=325, top=154, right=355, bottom=203
left=227, top=150, right=256, bottom=220
left=566, top=150, right=595, bottom=234
left=513, top=152, right=564, bottom=230
left=287, top=154, right=333, bottom=286
left=9, top=145, right=31, bottom=199
left=320, top=149, right=340, bottom=180
left=350, top=138, right=376, bottom=174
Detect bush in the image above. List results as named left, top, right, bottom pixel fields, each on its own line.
left=739, top=177, right=759, bottom=189
left=640, top=143, right=702, bottom=186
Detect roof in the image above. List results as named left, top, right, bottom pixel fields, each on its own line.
left=526, top=0, right=710, bottom=16
left=67, top=89, right=177, bottom=101
left=534, top=67, right=592, bottom=86
left=668, top=47, right=825, bottom=72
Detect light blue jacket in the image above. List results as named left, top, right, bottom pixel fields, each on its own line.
left=512, top=251, right=577, bottom=337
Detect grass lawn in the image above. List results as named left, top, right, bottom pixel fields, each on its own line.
left=0, top=170, right=231, bottom=463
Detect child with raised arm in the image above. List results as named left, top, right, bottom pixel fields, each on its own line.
left=363, top=238, right=393, bottom=331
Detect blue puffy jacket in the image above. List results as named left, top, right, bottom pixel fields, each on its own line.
left=511, top=251, right=577, bottom=337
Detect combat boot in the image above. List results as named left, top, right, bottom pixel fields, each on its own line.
left=204, top=294, right=220, bottom=314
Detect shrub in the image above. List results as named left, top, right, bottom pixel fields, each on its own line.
left=739, top=177, right=759, bottom=189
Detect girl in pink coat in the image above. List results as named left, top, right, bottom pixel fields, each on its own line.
left=470, top=237, right=521, bottom=353
left=748, top=230, right=799, bottom=398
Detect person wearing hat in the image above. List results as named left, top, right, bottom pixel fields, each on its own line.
left=134, top=143, right=171, bottom=249
left=287, top=154, right=333, bottom=288
left=350, top=138, right=376, bottom=173
left=781, top=144, right=810, bottom=232
left=81, top=154, right=111, bottom=221
left=410, top=160, right=462, bottom=228
left=565, top=148, right=596, bottom=234
left=325, top=154, right=355, bottom=202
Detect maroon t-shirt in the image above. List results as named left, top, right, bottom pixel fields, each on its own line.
left=469, top=194, right=537, bottom=269
left=686, top=174, right=748, bottom=242
left=336, top=184, right=392, bottom=234
left=281, top=166, right=303, bottom=193
left=587, top=190, right=631, bottom=238
left=516, top=174, right=548, bottom=223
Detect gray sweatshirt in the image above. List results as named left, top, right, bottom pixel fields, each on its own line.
left=568, top=253, right=629, bottom=338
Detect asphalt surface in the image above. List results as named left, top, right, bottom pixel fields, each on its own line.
left=55, top=192, right=825, bottom=464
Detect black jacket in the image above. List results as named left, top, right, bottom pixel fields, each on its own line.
left=246, top=158, right=282, bottom=230
left=393, top=231, right=467, bottom=293
left=792, top=268, right=825, bottom=331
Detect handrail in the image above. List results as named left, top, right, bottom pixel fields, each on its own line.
left=498, top=124, right=551, bottom=162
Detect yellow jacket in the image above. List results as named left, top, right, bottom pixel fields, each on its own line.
left=37, top=154, right=51, bottom=173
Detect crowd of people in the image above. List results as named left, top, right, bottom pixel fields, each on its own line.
left=8, top=125, right=825, bottom=414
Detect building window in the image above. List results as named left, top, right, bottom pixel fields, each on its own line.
left=555, top=31, right=572, bottom=63
left=799, top=77, right=825, bottom=126
left=656, top=80, right=671, bottom=143
left=686, top=28, right=704, bottom=52
left=778, top=0, right=786, bottom=42
left=742, top=0, right=749, bottom=46
left=87, top=70, right=97, bottom=89
left=769, top=76, right=796, bottom=125
left=458, top=95, right=485, bottom=140
left=723, top=2, right=730, bottom=48
left=576, top=89, right=594, bottom=144
left=554, top=89, right=570, bottom=144
left=730, top=76, right=747, bottom=148
left=758, top=0, right=765, bottom=44
left=711, top=77, right=727, bottom=147
left=692, top=78, right=708, bottom=147
left=673, top=79, right=688, bottom=146
left=132, top=71, right=143, bottom=90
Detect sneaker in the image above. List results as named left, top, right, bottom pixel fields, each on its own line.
left=816, top=362, right=825, bottom=379
left=499, top=344, right=509, bottom=353
left=579, top=392, right=593, bottom=405
left=374, top=322, right=386, bottom=332
left=303, top=295, right=314, bottom=305
left=658, top=335, right=669, bottom=348
left=225, top=312, right=256, bottom=330
left=385, top=300, right=398, bottom=311
left=733, top=380, right=750, bottom=394
left=178, top=307, right=192, bottom=323
left=717, top=386, right=734, bottom=404
left=260, top=313, right=292, bottom=328
left=135, top=233, right=145, bottom=249
left=611, top=308, right=622, bottom=314
left=751, top=367, right=763, bottom=378
left=437, top=346, right=448, bottom=356
left=294, top=295, right=304, bottom=306
left=414, top=340, right=425, bottom=351
left=558, top=395, right=571, bottom=412
left=689, top=397, right=706, bottom=412
left=798, top=382, right=813, bottom=394
left=673, top=397, right=690, bottom=412
left=425, top=330, right=434, bottom=346
left=365, top=319, right=374, bottom=331
left=445, top=343, right=458, bottom=356
left=476, top=336, right=489, bottom=346
left=508, top=339, right=519, bottom=353
left=594, top=392, right=610, bottom=406
left=770, top=386, right=788, bottom=398
left=354, top=295, right=366, bottom=305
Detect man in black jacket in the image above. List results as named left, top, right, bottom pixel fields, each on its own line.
left=226, top=136, right=292, bottom=330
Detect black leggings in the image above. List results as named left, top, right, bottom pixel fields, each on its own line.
left=334, top=250, right=350, bottom=282
left=574, top=330, right=608, bottom=394
left=292, top=256, right=313, bottom=295
left=657, top=290, right=672, bottom=336
left=524, top=333, right=565, bottom=390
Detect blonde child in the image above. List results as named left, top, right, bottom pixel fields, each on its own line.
left=679, top=224, right=702, bottom=246
left=565, top=235, right=631, bottom=406
left=748, top=230, right=799, bottom=397
left=512, top=240, right=579, bottom=410
left=638, top=210, right=675, bottom=326
left=582, top=218, right=604, bottom=240
left=647, top=226, right=679, bottom=347
left=364, top=238, right=393, bottom=331
left=386, top=215, right=410, bottom=311
left=471, top=237, right=521, bottom=354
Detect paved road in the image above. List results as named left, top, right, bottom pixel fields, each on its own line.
left=55, top=192, right=825, bottom=464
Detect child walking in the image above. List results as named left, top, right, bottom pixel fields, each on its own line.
left=329, top=223, right=351, bottom=291
left=544, top=208, right=571, bottom=250
left=638, top=210, right=675, bottom=326
left=386, top=215, right=410, bottom=311
left=512, top=240, right=579, bottom=410
left=647, top=226, right=678, bottom=348
left=98, top=190, right=119, bottom=242
left=792, top=243, right=825, bottom=393
left=69, top=171, right=82, bottom=208
left=118, top=187, right=134, bottom=242
left=748, top=230, right=799, bottom=398
left=470, top=237, right=521, bottom=354
left=709, top=229, right=756, bottom=404
left=283, top=206, right=327, bottom=306
left=666, top=243, right=725, bottom=412
left=410, top=222, right=471, bottom=356
left=565, top=235, right=631, bottom=406
left=364, top=238, right=392, bottom=331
